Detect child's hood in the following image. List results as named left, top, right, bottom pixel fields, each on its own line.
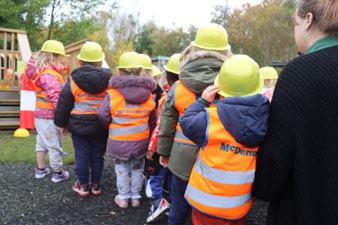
left=179, top=50, right=226, bottom=95
left=109, top=75, right=157, bottom=104
left=216, top=94, right=270, bottom=147
left=72, top=65, right=112, bottom=94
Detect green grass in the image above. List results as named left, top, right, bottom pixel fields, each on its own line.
left=0, top=134, right=75, bottom=164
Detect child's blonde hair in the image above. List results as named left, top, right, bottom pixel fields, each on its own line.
left=140, top=68, right=153, bottom=77
left=117, top=68, right=142, bottom=76
left=35, top=51, right=65, bottom=74
left=264, top=79, right=277, bottom=89
left=179, top=45, right=233, bottom=69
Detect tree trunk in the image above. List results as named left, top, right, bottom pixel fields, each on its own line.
left=47, top=0, right=57, bottom=40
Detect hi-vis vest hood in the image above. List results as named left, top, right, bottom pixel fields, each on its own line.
left=72, top=65, right=112, bottom=94
left=179, top=50, right=227, bottom=95
left=173, top=80, right=221, bottom=147
left=185, top=107, right=258, bottom=220
left=70, top=78, right=107, bottom=115
left=33, top=69, right=64, bottom=110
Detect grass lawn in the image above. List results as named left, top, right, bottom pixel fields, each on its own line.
left=0, top=134, right=75, bottom=164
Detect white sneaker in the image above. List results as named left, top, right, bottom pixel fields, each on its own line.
left=146, top=198, right=170, bottom=223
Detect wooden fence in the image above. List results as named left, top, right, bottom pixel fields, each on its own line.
left=0, top=28, right=31, bottom=90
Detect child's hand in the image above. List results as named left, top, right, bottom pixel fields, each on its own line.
left=159, top=156, right=170, bottom=168
left=60, top=128, right=69, bottom=136
left=202, top=85, right=220, bottom=103
left=146, top=151, right=155, bottom=161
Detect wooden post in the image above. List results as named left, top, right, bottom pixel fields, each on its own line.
left=10, top=32, right=15, bottom=87
left=3, top=32, right=8, bottom=87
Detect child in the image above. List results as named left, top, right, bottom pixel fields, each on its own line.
left=140, top=53, right=164, bottom=108
left=260, top=66, right=278, bottom=101
left=150, top=64, right=164, bottom=109
left=98, top=52, right=157, bottom=208
left=145, top=54, right=180, bottom=223
left=54, top=41, right=112, bottom=196
left=157, top=23, right=233, bottom=225
left=25, top=40, right=70, bottom=182
left=180, top=55, right=270, bottom=225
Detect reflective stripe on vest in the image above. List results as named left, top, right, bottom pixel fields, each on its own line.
left=33, top=69, right=64, bottom=110
left=173, top=81, right=220, bottom=146
left=184, top=107, right=258, bottom=220
left=70, top=78, right=106, bottom=115
left=108, top=88, right=155, bottom=142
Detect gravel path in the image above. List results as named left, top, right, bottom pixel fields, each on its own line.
left=0, top=159, right=268, bottom=225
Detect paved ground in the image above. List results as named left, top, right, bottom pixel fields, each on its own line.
left=0, top=159, right=268, bottom=225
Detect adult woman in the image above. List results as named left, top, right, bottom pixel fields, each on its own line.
left=253, top=1, right=338, bottom=225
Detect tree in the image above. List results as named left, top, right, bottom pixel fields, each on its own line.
left=52, top=18, right=101, bottom=46
left=46, top=0, right=105, bottom=40
left=211, top=0, right=231, bottom=28
left=0, top=0, right=49, bottom=50
left=212, top=0, right=297, bottom=66
left=134, top=22, right=156, bottom=56
left=152, top=26, right=195, bottom=56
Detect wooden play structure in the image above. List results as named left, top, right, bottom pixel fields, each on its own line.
left=65, top=38, right=110, bottom=77
left=0, top=27, right=32, bottom=131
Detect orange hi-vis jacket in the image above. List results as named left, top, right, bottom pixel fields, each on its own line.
left=70, top=78, right=107, bottom=115
left=173, top=81, right=220, bottom=147
left=33, top=69, right=64, bottom=110
left=107, top=88, right=155, bottom=142
left=184, top=107, right=258, bottom=220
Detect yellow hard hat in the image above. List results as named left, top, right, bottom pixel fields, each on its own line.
left=191, top=23, right=230, bottom=51
left=13, top=128, right=30, bottom=138
left=164, top=53, right=180, bottom=75
left=41, top=40, right=70, bottom=57
left=214, top=55, right=263, bottom=97
left=152, top=65, right=162, bottom=77
left=117, top=52, right=142, bottom=69
left=77, top=41, right=104, bottom=62
left=140, top=54, right=153, bottom=69
left=260, top=66, right=278, bottom=80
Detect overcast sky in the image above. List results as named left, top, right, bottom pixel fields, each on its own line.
left=114, top=0, right=262, bottom=30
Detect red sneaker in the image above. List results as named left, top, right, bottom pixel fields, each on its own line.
left=72, top=181, right=90, bottom=197
left=90, top=183, right=101, bottom=196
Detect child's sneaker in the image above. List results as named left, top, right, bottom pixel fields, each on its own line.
left=131, top=198, right=141, bottom=207
left=72, top=181, right=90, bottom=197
left=146, top=198, right=170, bottom=223
left=35, top=168, right=50, bottom=179
left=114, top=195, right=128, bottom=208
left=51, top=170, right=70, bottom=183
left=90, top=183, right=101, bottom=196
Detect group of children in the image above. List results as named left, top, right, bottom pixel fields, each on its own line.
left=28, top=23, right=278, bottom=225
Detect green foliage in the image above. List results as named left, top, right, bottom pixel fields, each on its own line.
left=152, top=26, right=195, bottom=57
left=0, top=0, right=49, bottom=50
left=134, top=23, right=156, bottom=56
left=0, top=134, right=75, bottom=164
left=46, top=0, right=105, bottom=39
left=212, top=0, right=297, bottom=66
left=52, top=18, right=102, bottom=46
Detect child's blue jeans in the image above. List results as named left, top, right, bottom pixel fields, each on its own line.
left=168, top=174, right=192, bottom=225
left=72, top=134, right=107, bottom=185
